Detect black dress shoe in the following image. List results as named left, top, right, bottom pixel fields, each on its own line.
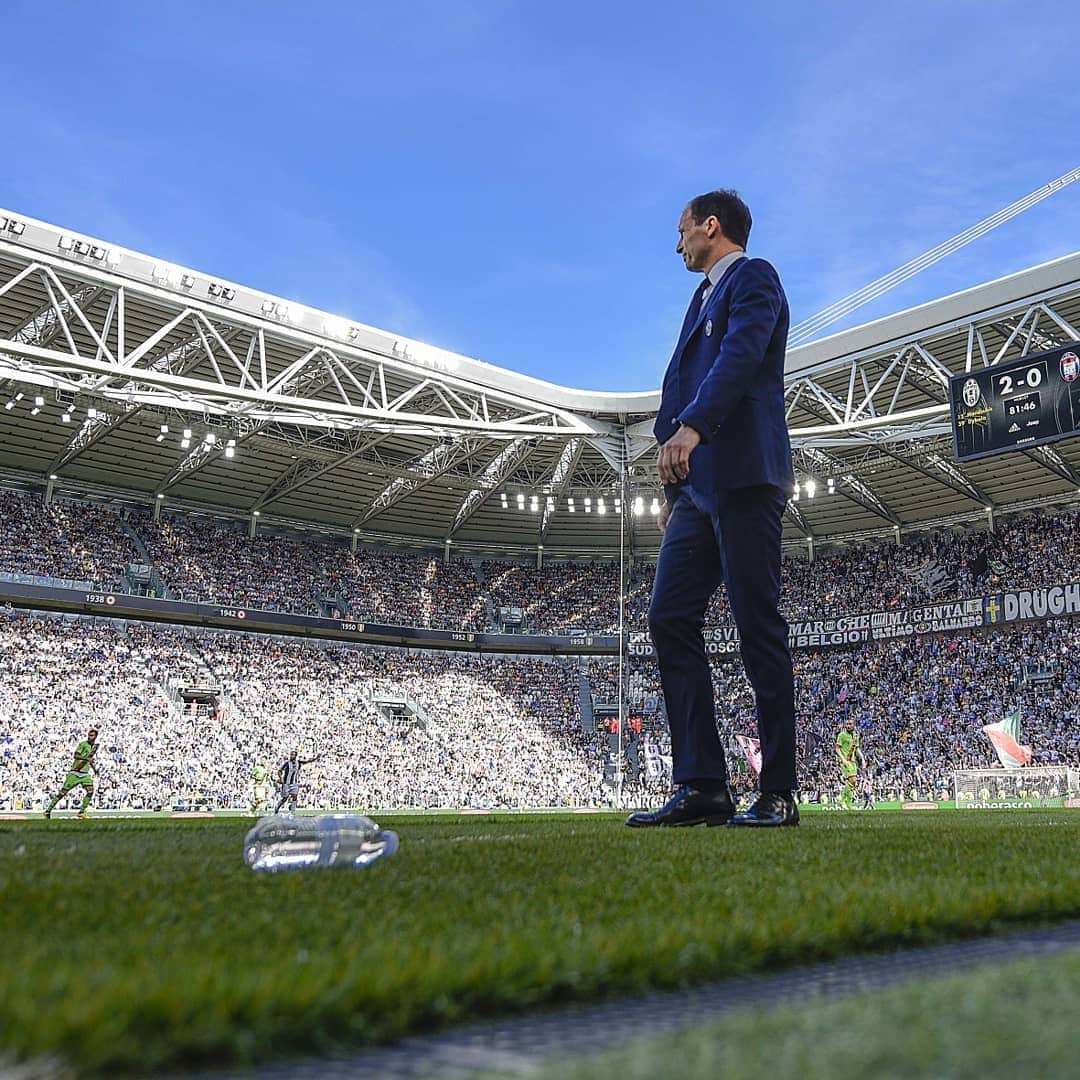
left=626, top=785, right=735, bottom=828
left=727, top=791, right=799, bottom=827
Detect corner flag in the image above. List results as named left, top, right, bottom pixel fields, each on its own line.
left=981, top=709, right=1032, bottom=769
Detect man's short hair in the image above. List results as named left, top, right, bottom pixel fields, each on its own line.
left=687, top=189, right=752, bottom=249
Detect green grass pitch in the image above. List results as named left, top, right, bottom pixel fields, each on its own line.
left=3, top=811, right=1079, bottom=1076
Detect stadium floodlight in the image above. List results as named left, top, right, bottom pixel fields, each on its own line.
left=597, top=497, right=607, bottom=515
left=182, top=428, right=192, bottom=439
left=7, top=219, right=24, bottom=235
left=204, top=433, right=216, bottom=444
left=500, top=493, right=508, bottom=508
left=160, top=424, right=169, bottom=434
left=546, top=496, right=555, bottom=512
left=57, top=235, right=74, bottom=250
left=805, top=479, right=816, bottom=499
left=252, top=509, right=261, bottom=517
left=224, top=446, right=235, bottom=459
left=633, top=496, right=644, bottom=516
left=3, top=401, right=13, bottom=411
left=180, top=438, right=191, bottom=449
left=260, top=300, right=276, bottom=314
left=34, top=396, right=44, bottom=407
left=61, top=411, right=71, bottom=422
left=156, top=434, right=165, bottom=443
left=827, top=477, right=835, bottom=495
left=516, top=493, right=525, bottom=509
left=650, top=497, right=660, bottom=515
left=584, top=496, right=592, bottom=513
left=614, top=499, right=621, bottom=513
left=156, top=493, right=165, bottom=500
left=49, top=474, right=58, bottom=480
left=30, top=407, right=40, bottom=416
left=530, top=495, right=539, bottom=512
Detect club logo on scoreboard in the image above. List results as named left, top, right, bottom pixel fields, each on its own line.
left=962, top=378, right=980, bottom=407
left=1060, top=351, right=1080, bottom=383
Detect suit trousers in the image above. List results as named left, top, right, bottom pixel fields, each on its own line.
left=647, top=485, right=796, bottom=793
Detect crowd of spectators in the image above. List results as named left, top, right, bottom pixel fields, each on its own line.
left=594, top=623, right=1080, bottom=802
left=0, top=611, right=604, bottom=811
left=1, top=488, right=1079, bottom=812
left=484, top=559, right=618, bottom=633
left=0, top=491, right=137, bottom=588
left=3, top=603, right=1076, bottom=813
left=130, top=509, right=488, bottom=629
left=4, top=489, right=1080, bottom=633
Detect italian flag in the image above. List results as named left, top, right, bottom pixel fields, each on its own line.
left=982, top=709, right=1032, bottom=769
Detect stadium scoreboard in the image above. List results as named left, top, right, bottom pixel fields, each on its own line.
left=950, top=343, right=1080, bottom=462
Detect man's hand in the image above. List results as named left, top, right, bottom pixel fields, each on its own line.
left=658, top=501, right=671, bottom=535
left=657, top=424, right=701, bottom=485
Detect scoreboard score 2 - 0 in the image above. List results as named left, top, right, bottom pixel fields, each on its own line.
left=950, top=343, right=1080, bottom=463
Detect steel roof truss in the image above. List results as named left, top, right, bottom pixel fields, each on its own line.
left=353, top=436, right=489, bottom=528
left=539, top=437, right=584, bottom=541
left=449, top=437, right=538, bottom=537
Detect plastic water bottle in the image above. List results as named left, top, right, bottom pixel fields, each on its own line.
left=243, top=814, right=398, bottom=873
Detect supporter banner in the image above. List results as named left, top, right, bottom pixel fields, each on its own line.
left=982, top=582, right=1080, bottom=625
left=628, top=597, right=986, bottom=656
left=0, top=580, right=619, bottom=656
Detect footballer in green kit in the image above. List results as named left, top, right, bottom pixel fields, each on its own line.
left=836, top=718, right=864, bottom=810
left=251, top=763, right=270, bottom=814
left=44, top=728, right=100, bottom=819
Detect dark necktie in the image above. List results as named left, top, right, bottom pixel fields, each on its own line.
left=676, top=277, right=711, bottom=350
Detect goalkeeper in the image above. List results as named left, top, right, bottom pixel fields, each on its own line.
left=835, top=718, right=864, bottom=810
left=44, top=728, right=100, bottom=819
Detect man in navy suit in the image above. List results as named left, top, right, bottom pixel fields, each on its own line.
left=627, top=189, right=798, bottom=829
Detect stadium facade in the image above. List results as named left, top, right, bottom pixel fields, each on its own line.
left=1, top=206, right=1080, bottom=561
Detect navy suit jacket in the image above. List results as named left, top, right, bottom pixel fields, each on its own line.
left=655, top=255, right=794, bottom=506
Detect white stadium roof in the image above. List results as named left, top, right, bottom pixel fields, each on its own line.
left=1, top=205, right=1080, bottom=558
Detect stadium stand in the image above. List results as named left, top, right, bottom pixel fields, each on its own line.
left=0, top=611, right=605, bottom=811
left=1, top=488, right=1078, bottom=812
left=4, top=488, right=1075, bottom=631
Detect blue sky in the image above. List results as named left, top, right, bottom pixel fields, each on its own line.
left=3, top=1, right=1078, bottom=391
